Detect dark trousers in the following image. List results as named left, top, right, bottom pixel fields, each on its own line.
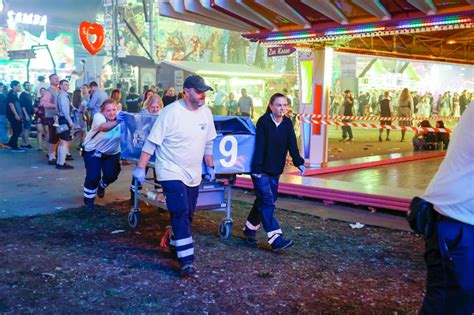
left=245, top=174, right=282, bottom=243
left=421, top=218, right=474, bottom=314
left=341, top=119, right=353, bottom=140
left=83, top=151, right=121, bottom=206
left=159, top=180, right=199, bottom=267
left=7, top=116, right=22, bottom=149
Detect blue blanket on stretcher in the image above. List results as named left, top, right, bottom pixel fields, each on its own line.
left=120, top=112, right=255, bottom=174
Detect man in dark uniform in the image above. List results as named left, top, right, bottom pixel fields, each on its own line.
left=378, top=91, right=393, bottom=142
left=340, top=89, right=354, bottom=141
left=125, top=87, right=140, bottom=113
left=5, top=81, right=24, bottom=152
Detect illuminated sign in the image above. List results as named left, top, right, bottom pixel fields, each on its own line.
left=7, top=10, right=48, bottom=27
left=267, top=46, right=296, bottom=57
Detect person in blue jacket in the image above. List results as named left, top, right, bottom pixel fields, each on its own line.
left=243, top=92, right=305, bottom=252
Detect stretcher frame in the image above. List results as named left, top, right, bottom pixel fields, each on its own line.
left=128, top=162, right=235, bottom=239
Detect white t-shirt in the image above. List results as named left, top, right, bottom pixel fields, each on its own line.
left=424, top=102, right=474, bottom=225
left=147, top=100, right=217, bottom=187
left=83, top=113, right=121, bottom=155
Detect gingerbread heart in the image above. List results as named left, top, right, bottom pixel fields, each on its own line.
left=79, top=21, right=105, bottom=55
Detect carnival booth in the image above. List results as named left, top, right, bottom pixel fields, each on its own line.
left=157, top=60, right=282, bottom=114
left=120, top=113, right=256, bottom=239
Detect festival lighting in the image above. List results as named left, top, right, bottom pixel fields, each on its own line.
left=325, top=25, right=385, bottom=36
left=266, top=31, right=315, bottom=41
left=257, top=14, right=472, bottom=44
left=396, top=16, right=470, bottom=29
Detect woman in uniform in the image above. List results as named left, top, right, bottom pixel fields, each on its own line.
left=82, top=99, right=123, bottom=209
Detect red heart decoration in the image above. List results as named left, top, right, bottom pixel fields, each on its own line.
left=79, top=21, right=105, bottom=56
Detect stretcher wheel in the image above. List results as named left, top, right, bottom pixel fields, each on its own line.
left=128, top=210, right=139, bottom=229
left=218, top=221, right=232, bottom=240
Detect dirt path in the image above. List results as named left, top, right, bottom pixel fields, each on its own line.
left=0, top=200, right=426, bottom=313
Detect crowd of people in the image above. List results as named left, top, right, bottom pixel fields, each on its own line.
left=330, top=88, right=472, bottom=118
left=0, top=76, right=170, bottom=156
left=331, top=87, right=465, bottom=147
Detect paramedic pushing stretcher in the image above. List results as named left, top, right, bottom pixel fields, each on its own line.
left=133, top=75, right=217, bottom=278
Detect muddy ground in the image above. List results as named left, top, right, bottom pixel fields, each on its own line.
left=0, top=199, right=426, bottom=314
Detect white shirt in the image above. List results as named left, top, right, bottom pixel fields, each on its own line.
left=84, top=113, right=121, bottom=155
left=424, top=102, right=474, bottom=225
left=147, top=100, right=217, bottom=187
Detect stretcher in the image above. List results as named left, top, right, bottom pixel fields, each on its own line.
left=120, top=113, right=256, bottom=239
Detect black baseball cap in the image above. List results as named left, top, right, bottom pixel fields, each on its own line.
left=183, top=75, right=213, bottom=92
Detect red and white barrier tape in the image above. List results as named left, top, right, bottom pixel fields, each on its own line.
left=304, top=118, right=451, bottom=133
left=296, top=113, right=458, bottom=121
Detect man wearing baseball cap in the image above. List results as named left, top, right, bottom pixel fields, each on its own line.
left=131, top=75, right=217, bottom=278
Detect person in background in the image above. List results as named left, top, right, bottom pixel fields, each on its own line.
left=45, top=74, right=60, bottom=164
left=5, top=80, right=24, bottom=152
left=435, top=120, right=450, bottom=150
left=162, top=86, right=177, bottom=107
left=80, top=84, right=91, bottom=130
left=104, top=80, right=113, bottom=97
left=34, top=75, right=48, bottom=99
left=129, top=95, right=164, bottom=204
left=378, top=91, right=393, bottom=142
left=110, top=88, right=123, bottom=112
left=237, top=88, right=254, bottom=118
left=397, top=88, right=414, bottom=142
left=459, top=89, right=469, bottom=115
left=340, top=89, right=354, bottom=142
left=138, top=85, right=149, bottom=104
left=82, top=99, right=123, bottom=209
left=438, top=91, right=452, bottom=117
left=132, top=75, right=216, bottom=278
left=358, top=91, right=368, bottom=116
left=226, top=92, right=238, bottom=116
left=213, top=86, right=226, bottom=115
left=72, top=89, right=87, bottom=144
left=177, top=92, right=184, bottom=100
left=141, top=89, right=154, bottom=109
left=141, top=95, right=163, bottom=114
left=418, top=96, right=432, bottom=118
left=40, top=90, right=53, bottom=152
left=243, top=93, right=305, bottom=252
left=19, top=81, right=34, bottom=149
left=412, top=120, right=437, bottom=151
left=55, top=80, right=74, bottom=170
left=33, top=88, right=46, bottom=150
left=452, top=92, right=460, bottom=117
left=0, top=83, right=9, bottom=147
left=126, top=86, right=140, bottom=113
left=420, top=104, right=474, bottom=314
left=116, top=82, right=127, bottom=108
left=88, top=81, right=108, bottom=117
left=156, top=83, right=164, bottom=97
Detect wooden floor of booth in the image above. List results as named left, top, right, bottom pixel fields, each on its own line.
left=235, top=152, right=444, bottom=212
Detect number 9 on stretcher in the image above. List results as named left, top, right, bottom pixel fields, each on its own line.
left=212, top=134, right=254, bottom=174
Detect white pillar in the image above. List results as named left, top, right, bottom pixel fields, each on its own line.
left=298, top=47, right=333, bottom=168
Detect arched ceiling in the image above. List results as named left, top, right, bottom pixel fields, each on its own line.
left=159, top=0, right=474, bottom=64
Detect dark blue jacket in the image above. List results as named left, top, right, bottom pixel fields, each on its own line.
left=251, top=113, right=304, bottom=176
